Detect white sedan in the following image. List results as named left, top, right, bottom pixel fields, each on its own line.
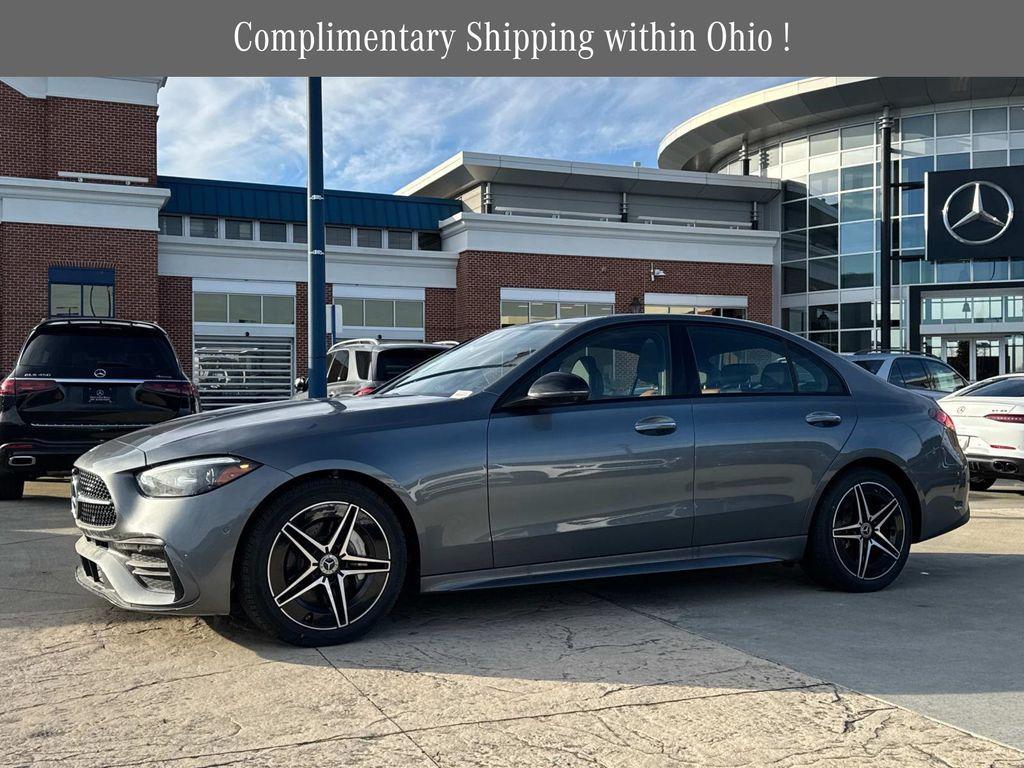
left=941, top=374, right=1024, bottom=491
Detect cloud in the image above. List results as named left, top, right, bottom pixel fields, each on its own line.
left=157, top=76, right=796, bottom=193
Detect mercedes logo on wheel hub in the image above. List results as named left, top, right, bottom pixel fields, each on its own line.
left=942, top=181, right=1014, bottom=245
left=318, top=553, right=340, bottom=576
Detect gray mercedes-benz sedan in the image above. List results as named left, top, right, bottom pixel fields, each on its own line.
left=71, top=315, right=970, bottom=645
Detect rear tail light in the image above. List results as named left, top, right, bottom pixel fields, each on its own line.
left=140, top=381, right=194, bottom=396
left=0, top=378, right=58, bottom=396
left=353, top=386, right=377, bottom=397
left=931, top=407, right=957, bottom=435
left=985, top=413, right=1024, bottom=423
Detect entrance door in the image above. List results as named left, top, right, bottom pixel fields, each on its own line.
left=935, top=337, right=1006, bottom=383
left=943, top=339, right=971, bottom=382
left=975, top=339, right=1002, bottom=382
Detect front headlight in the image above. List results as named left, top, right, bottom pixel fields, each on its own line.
left=136, top=456, right=259, bottom=498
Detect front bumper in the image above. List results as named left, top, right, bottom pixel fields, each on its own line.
left=72, top=440, right=292, bottom=615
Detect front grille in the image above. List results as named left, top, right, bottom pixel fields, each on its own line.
left=73, top=469, right=116, bottom=527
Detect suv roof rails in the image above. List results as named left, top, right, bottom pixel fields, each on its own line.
left=852, top=346, right=940, bottom=360
left=335, top=338, right=382, bottom=346
left=38, top=317, right=163, bottom=331
left=434, top=340, right=460, bottom=347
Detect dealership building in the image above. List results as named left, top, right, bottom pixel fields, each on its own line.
left=2, top=76, right=1023, bottom=405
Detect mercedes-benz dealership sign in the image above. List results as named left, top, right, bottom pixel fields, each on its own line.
left=927, top=167, right=1023, bottom=260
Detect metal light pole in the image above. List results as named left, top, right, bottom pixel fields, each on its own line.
left=878, top=106, right=894, bottom=352
left=306, top=77, right=327, bottom=398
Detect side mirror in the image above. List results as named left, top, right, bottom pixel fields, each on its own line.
left=294, top=376, right=308, bottom=393
left=511, top=371, right=590, bottom=408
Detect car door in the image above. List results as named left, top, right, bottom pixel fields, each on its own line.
left=487, top=322, right=695, bottom=568
left=685, top=323, right=857, bottom=547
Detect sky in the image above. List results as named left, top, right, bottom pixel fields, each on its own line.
left=157, top=77, right=797, bottom=194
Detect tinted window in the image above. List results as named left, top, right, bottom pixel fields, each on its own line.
left=374, top=348, right=443, bottom=382
left=923, top=359, right=965, bottom=393
left=528, top=324, right=671, bottom=401
left=689, top=326, right=793, bottom=394
left=790, top=346, right=845, bottom=394
left=326, top=350, right=348, bottom=383
left=18, top=327, right=179, bottom=378
left=852, top=359, right=884, bottom=374
left=355, top=351, right=372, bottom=379
left=893, top=358, right=931, bottom=390
left=962, top=377, right=1024, bottom=398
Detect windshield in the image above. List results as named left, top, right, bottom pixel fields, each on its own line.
left=379, top=323, right=570, bottom=398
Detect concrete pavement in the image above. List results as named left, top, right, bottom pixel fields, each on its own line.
left=1, top=480, right=1022, bottom=767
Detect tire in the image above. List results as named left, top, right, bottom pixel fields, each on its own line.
left=238, top=478, right=407, bottom=646
left=0, top=474, right=25, bottom=501
left=802, top=468, right=911, bottom=593
left=969, top=476, right=996, bottom=492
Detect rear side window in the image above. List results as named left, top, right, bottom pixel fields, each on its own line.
left=687, top=325, right=843, bottom=395
left=17, top=327, right=180, bottom=378
left=962, top=377, right=1024, bottom=398
left=326, top=350, right=349, bottom=383
left=354, top=351, right=372, bottom=379
left=852, top=359, right=884, bottom=374
left=373, top=348, right=442, bottom=382
left=892, top=358, right=931, bottom=390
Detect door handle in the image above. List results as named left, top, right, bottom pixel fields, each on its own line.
left=805, top=411, right=842, bottom=427
left=634, top=416, right=677, bottom=436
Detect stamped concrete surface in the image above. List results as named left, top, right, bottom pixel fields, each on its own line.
left=1, top=480, right=1022, bottom=768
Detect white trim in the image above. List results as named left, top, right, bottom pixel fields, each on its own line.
left=0, top=77, right=164, bottom=106
left=57, top=171, right=149, bottom=185
left=192, top=278, right=296, bottom=296
left=333, top=285, right=425, bottom=301
left=440, top=212, right=777, bottom=266
left=645, top=292, right=748, bottom=308
left=501, top=287, right=615, bottom=304
left=0, top=176, right=168, bottom=231
left=334, top=326, right=425, bottom=342
left=192, top=322, right=295, bottom=338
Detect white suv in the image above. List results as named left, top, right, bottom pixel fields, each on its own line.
left=846, top=351, right=967, bottom=402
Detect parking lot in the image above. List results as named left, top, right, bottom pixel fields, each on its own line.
left=2, top=480, right=1023, bottom=768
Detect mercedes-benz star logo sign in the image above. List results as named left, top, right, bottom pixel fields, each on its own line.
left=942, top=181, right=1014, bottom=245
left=93, top=369, right=106, bottom=378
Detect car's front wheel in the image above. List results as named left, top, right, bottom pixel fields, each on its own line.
left=0, top=473, right=25, bottom=501
left=802, top=469, right=911, bottom=592
left=238, top=478, right=407, bottom=646
left=969, top=476, right=996, bottom=492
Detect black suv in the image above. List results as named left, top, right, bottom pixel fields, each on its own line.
left=0, top=319, right=197, bottom=499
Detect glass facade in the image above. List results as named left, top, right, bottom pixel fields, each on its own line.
left=718, top=103, right=1024, bottom=356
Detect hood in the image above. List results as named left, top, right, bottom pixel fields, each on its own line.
left=117, top=394, right=463, bottom=465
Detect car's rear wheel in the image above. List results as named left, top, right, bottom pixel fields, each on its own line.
left=0, top=474, right=25, bottom=501
left=969, top=476, right=996, bottom=492
left=238, top=478, right=406, bottom=646
left=802, top=469, right=911, bottom=592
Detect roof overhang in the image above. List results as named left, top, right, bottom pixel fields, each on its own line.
left=398, top=151, right=780, bottom=204
left=658, top=77, right=1024, bottom=172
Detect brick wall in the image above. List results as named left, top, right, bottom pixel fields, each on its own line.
left=158, top=276, right=193, bottom=376
left=450, top=250, right=772, bottom=340
left=295, top=282, right=332, bottom=378
left=0, top=223, right=159, bottom=373
left=425, top=287, right=457, bottom=342
left=0, top=81, right=157, bottom=182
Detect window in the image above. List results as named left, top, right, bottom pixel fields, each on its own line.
left=644, top=304, right=747, bottom=318
left=963, top=377, right=1024, bottom=398
left=418, top=231, right=442, bottom=251
left=327, top=226, right=352, bottom=246
left=890, top=358, right=930, bottom=390
left=388, top=230, right=413, bottom=250
left=327, top=350, right=349, bottom=383
left=923, top=359, right=966, bottom=393
left=48, top=267, right=114, bottom=318
left=333, top=298, right=425, bottom=329
left=225, top=219, right=253, bottom=240
left=354, top=351, right=372, bottom=379
left=193, top=292, right=295, bottom=325
left=689, top=326, right=793, bottom=394
left=531, top=324, right=671, bottom=401
left=790, top=346, right=845, bottom=394
left=500, top=299, right=614, bottom=326
left=293, top=224, right=307, bottom=243
left=190, top=216, right=219, bottom=238
left=159, top=215, right=183, bottom=236
left=852, top=359, right=884, bottom=374
left=259, top=222, right=287, bottom=243
left=357, top=228, right=383, bottom=248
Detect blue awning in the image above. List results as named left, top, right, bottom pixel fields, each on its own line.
left=157, top=176, right=462, bottom=231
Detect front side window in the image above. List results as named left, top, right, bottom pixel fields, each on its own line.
left=923, top=359, right=966, bottom=393
left=891, top=358, right=931, bottom=390
left=527, top=324, right=671, bottom=401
